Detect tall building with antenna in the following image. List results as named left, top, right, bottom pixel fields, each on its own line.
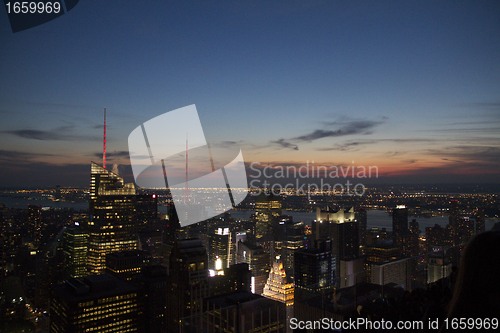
left=87, top=109, right=155, bottom=274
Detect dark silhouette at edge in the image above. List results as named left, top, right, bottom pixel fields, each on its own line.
left=447, top=231, right=500, bottom=318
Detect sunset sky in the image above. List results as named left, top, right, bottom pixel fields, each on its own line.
left=1, top=1, right=499, bottom=187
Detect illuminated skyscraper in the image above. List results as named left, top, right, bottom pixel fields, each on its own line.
left=255, top=192, right=282, bottom=239
left=313, top=206, right=359, bottom=259
left=313, top=206, right=360, bottom=287
left=62, top=225, right=88, bottom=278
left=263, top=257, right=294, bottom=307
left=87, top=162, right=139, bottom=274
left=262, top=256, right=294, bottom=332
left=89, top=161, right=135, bottom=200
left=209, top=227, right=232, bottom=270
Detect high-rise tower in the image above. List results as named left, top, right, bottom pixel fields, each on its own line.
left=62, top=225, right=88, bottom=278
left=313, top=206, right=361, bottom=287
left=392, top=205, right=409, bottom=255
left=293, top=240, right=335, bottom=301
left=87, top=162, right=138, bottom=274
left=255, top=192, right=282, bottom=239
left=166, top=238, right=209, bottom=331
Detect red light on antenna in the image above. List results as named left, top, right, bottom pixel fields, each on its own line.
left=103, top=108, right=107, bottom=169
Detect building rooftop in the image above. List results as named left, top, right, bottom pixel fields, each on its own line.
left=205, top=290, right=264, bottom=307
left=52, top=273, right=137, bottom=302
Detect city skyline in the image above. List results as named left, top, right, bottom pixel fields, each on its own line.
left=1, top=1, right=500, bottom=187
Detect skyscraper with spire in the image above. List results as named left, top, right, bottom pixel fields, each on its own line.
left=85, top=109, right=158, bottom=274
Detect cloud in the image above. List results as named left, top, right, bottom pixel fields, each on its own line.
left=93, top=150, right=130, bottom=158
left=317, top=141, right=375, bottom=151
left=211, top=140, right=243, bottom=149
left=2, top=126, right=98, bottom=141
left=418, top=127, right=500, bottom=134
left=317, top=138, right=434, bottom=151
left=458, top=102, right=500, bottom=110
left=4, top=129, right=67, bottom=140
left=259, top=117, right=387, bottom=152
left=294, top=120, right=384, bottom=142
left=0, top=149, right=55, bottom=161
left=270, top=139, right=299, bottom=150
left=428, top=145, right=500, bottom=165
left=381, top=145, right=500, bottom=183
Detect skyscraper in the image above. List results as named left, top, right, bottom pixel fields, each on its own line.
left=262, top=256, right=294, bottom=332
left=28, top=205, right=42, bottom=247
left=262, top=257, right=294, bottom=307
left=272, top=216, right=305, bottom=278
left=293, top=240, right=336, bottom=302
left=408, top=219, right=420, bottom=258
left=255, top=192, right=282, bottom=239
left=138, top=265, right=168, bottom=333
left=62, top=225, right=88, bottom=278
left=356, top=208, right=367, bottom=253
left=208, top=227, right=232, bottom=270
left=235, top=240, right=270, bottom=295
left=166, top=238, right=209, bottom=332
left=313, top=206, right=360, bottom=287
left=427, top=246, right=452, bottom=284
left=392, top=205, right=409, bottom=255
left=313, top=206, right=359, bottom=260
left=87, top=162, right=139, bottom=274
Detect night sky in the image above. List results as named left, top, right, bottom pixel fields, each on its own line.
left=1, top=1, right=499, bottom=187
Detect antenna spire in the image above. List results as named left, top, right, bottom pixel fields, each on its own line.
left=103, top=108, right=107, bottom=169
left=185, top=134, right=188, bottom=202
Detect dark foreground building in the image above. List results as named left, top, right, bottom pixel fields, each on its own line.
left=50, top=274, right=142, bottom=333
left=201, top=291, right=287, bottom=333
